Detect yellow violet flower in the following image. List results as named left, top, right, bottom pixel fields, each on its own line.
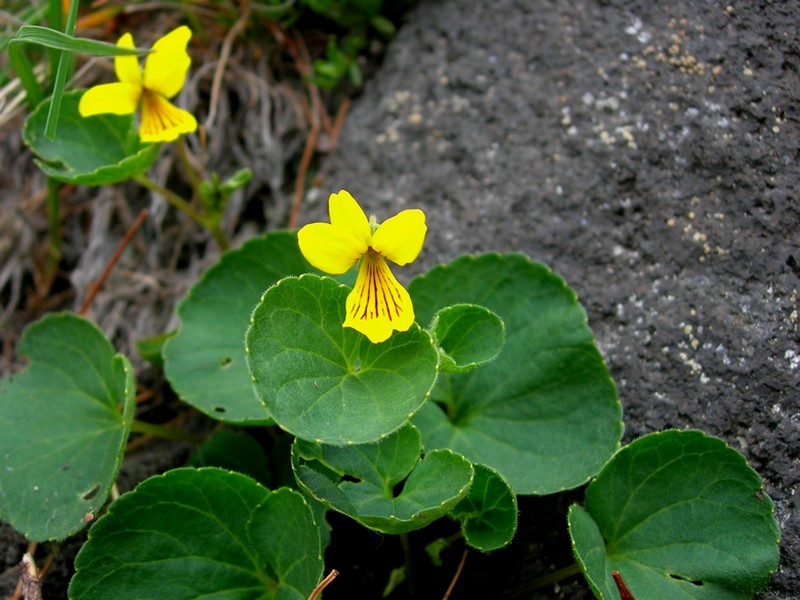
left=78, top=26, right=197, bottom=143
left=298, top=190, right=427, bottom=344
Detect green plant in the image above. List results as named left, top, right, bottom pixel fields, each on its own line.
left=0, top=223, right=780, bottom=598
left=0, top=8, right=781, bottom=600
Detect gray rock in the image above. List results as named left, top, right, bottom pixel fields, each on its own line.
left=313, top=0, right=799, bottom=597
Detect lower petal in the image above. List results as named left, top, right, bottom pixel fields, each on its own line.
left=139, top=91, right=197, bottom=142
left=343, top=252, right=415, bottom=343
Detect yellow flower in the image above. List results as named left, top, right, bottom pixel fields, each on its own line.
left=78, top=26, right=197, bottom=143
left=298, top=190, right=427, bottom=344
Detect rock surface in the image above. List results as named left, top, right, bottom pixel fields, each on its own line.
left=309, top=0, right=799, bottom=597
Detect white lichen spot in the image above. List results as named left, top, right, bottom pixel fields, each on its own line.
left=625, top=17, right=652, bottom=44
left=785, top=349, right=800, bottom=370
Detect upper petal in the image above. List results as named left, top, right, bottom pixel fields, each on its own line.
left=139, top=91, right=197, bottom=142
left=143, top=26, right=192, bottom=98
left=297, top=223, right=365, bottom=274
left=328, top=190, right=372, bottom=248
left=114, top=33, right=142, bottom=86
left=371, top=209, right=427, bottom=266
left=79, top=82, right=141, bottom=116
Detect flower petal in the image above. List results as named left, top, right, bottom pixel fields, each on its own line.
left=344, top=252, right=415, bottom=343
left=328, top=190, right=372, bottom=249
left=79, top=82, right=141, bottom=116
left=139, top=91, right=197, bottom=142
left=114, top=33, right=142, bottom=86
left=371, top=209, right=427, bottom=266
left=297, top=223, right=365, bottom=274
left=143, top=26, right=192, bottom=99
left=297, top=190, right=372, bottom=274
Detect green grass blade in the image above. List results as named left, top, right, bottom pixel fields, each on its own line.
left=13, top=25, right=149, bottom=56
left=45, top=0, right=80, bottom=139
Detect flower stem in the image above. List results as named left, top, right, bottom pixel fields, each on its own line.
left=174, top=136, right=202, bottom=191
left=133, top=173, right=229, bottom=251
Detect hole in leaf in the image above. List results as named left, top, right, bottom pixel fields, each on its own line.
left=82, top=484, right=101, bottom=501
left=214, top=406, right=227, bottom=413
left=669, top=573, right=704, bottom=586
left=341, top=474, right=361, bottom=484
left=219, top=357, right=233, bottom=368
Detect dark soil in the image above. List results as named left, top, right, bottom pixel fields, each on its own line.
left=308, top=0, right=799, bottom=598
left=1, top=0, right=797, bottom=598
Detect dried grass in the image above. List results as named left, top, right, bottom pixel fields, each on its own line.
left=0, top=9, right=320, bottom=369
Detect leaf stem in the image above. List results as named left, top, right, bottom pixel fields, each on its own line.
left=528, top=562, right=582, bottom=590
left=129, top=420, right=203, bottom=444
left=45, top=177, right=61, bottom=281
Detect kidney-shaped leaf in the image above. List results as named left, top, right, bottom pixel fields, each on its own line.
left=164, top=232, right=315, bottom=424
left=69, top=468, right=324, bottom=600
left=0, top=313, right=135, bottom=541
left=430, top=304, right=505, bottom=373
left=246, top=275, right=438, bottom=445
left=451, top=463, right=517, bottom=551
left=409, top=253, right=622, bottom=495
left=23, top=90, right=160, bottom=185
left=569, top=430, right=781, bottom=600
left=292, top=424, right=473, bottom=534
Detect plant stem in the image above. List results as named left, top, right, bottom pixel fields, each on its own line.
left=133, top=174, right=229, bottom=252
left=45, top=177, right=61, bottom=280
left=208, top=222, right=229, bottom=252
left=528, top=562, right=582, bottom=590
left=129, top=420, right=203, bottom=444
left=134, top=173, right=204, bottom=222
left=399, top=533, right=413, bottom=592
left=174, top=136, right=202, bottom=191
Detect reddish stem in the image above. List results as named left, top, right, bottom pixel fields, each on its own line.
left=612, top=570, right=636, bottom=600
left=442, top=550, right=469, bottom=600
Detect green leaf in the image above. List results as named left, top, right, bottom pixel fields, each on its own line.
left=135, top=330, right=174, bottom=368
left=246, top=275, right=439, bottom=445
left=164, top=232, right=315, bottom=424
left=186, top=429, right=271, bottom=487
left=292, top=424, right=473, bottom=534
left=69, top=468, right=324, bottom=600
left=451, top=464, right=517, bottom=551
left=569, top=430, right=781, bottom=599
left=430, top=304, right=505, bottom=373
left=0, top=313, right=135, bottom=542
left=23, top=90, right=161, bottom=185
left=409, top=253, right=623, bottom=494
